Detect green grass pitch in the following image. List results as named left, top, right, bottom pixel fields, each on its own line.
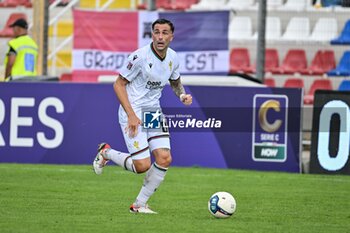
left=0, top=163, right=349, bottom=233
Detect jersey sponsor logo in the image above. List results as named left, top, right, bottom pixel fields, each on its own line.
left=145, top=80, right=164, bottom=90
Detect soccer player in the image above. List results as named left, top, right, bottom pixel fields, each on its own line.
left=93, top=19, right=192, bottom=214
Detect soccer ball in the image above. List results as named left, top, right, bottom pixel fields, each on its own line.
left=208, top=191, right=236, bottom=218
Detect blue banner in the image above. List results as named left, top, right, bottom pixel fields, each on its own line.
left=0, top=82, right=302, bottom=172
left=159, top=11, right=229, bottom=52
left=159, top=11, right=229, bottom=74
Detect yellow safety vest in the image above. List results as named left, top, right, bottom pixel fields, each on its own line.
left=5, top=35, right=38, bottom=80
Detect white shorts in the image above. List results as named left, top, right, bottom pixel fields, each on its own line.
left=120, top=123, right=170, bottom=160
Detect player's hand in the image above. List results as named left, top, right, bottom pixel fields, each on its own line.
left=180, top=94, right=192, bottom=106
left=126, top=114, right=141, bottom=138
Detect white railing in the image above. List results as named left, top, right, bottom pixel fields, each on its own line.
left=48, top=0, right=79, bottom=76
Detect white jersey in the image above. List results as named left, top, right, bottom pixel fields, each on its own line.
left=118, top=43, right=180, bottom=123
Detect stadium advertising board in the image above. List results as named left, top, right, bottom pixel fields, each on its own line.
left=0, top=82, right=302, bottom=172
left=310, top=90, right=350, bottom=175
left=72, top=10, right=229, bottom=81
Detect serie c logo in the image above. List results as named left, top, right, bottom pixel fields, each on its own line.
left=252, top=95, right=288, bottom=162
left=258, top=100, right=282, bottom=133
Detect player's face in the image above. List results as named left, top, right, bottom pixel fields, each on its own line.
left=152, top=23, right=173, bottom=53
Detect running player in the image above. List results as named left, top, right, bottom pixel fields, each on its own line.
left=93, top=18, right=192, bottom=214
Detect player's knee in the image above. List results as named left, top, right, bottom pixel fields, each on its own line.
left=156, top=151, right=172, bottom=168
left=133, top=161, right=151, bottom=173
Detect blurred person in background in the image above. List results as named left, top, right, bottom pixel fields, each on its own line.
left=4, top=18, right=38, bottom=81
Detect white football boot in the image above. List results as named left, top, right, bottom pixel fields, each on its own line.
left=93, top=143, right=111, bottom=175
left=129, top=204, right=158, bottom=214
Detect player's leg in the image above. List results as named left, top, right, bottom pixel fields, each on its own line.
left=93, top=123, right=149, bottom=174
left=131, top=134, right=171, bottom=213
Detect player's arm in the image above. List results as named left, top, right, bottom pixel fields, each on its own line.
left=5, top=48, right=16, bottom=80
left=113, top=75, right=141, bottom=137
left=169, top=78, right=192, bottom=105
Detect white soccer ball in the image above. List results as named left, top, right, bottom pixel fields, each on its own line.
left=208, top=191, right=236, bottom=218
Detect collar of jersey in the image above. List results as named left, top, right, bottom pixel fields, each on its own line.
left=150, top=43, right=166, bottom=61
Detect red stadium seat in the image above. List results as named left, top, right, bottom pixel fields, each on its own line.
left=59, top=73, right=72, bottom=82
left=283, top=78, right=304, bottom=93
left=304, top=79, right=333, bottom=105
left=264, top=77, right=276, bottom=87
left=264, top=49, right=280, bottom=73
left=229, top=48, right=254, bottom=74
left=156, top=0, right=172, bottom=9
left=156, top=0, right=197, bottom=10
left=0, top=0, right=32, bottom=7
left=321, top=50, right=337, bottom=73
left=251, top=48, right=280, bottom=73
left=301, top=50, right=336, bottom=75
left=0, top=13, right=27, bottom=37
left=272, top=49, right=307, bottom=74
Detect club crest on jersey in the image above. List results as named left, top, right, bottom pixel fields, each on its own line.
left=127, top=62, right=133, bottom=70
left=133, top=141, right=140, bottom=149
left=169, top=61, right=172, bottom=71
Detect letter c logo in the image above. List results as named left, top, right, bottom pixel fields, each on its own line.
left=259, top=100, right=282, bottom=133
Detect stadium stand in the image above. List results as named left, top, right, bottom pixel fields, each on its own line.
left=309, top=17, right=338, bottom=42
left=338, top=79, right=350, bottom=90
left=282, top=17, right=310, bottom=41
left=283, top=77, right=305, bottom=90
left=0, top=12, right=27, bottom=37
left=0, top=0, right=32, bottom=7
left=251, top=48, right=280, bottom=73
left=225, top=0, right=255, bottom=10
left=327, top=51, right=350, bottom=76
left=264, top=48, right=280, bottom=73
left=264, top=77, right=276, bottom=87
left=272, top=49, right=307, bottom=74
left=190, top=0, right=226, bottom=10
left=48, top=20, right=72, bottom=37
left=253, top=16, right=281, bottom=40
left=321, top=0, right=342, bottom=7
left=278, top=0, right=308, bottom=11
left=79, top=0, right=133, bottom=9
left=301, top=50, right=336, bottom=75
left=156, top=0, right=197, bottom=10
left=229, top=16, right=253, bottom=41
left=267, top=0, right=284, bottom=10
left=59, top=73, right=72, bottom=82
left=342, top=0, right=350, bottom=7
left=229, top=48, right=253, bottom=74
left=331, top=19, right=350, bottom=45
left=304, top=79, right=333, bottom=104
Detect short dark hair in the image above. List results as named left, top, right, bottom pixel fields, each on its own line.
left=152, top=18, right=174, bottom=33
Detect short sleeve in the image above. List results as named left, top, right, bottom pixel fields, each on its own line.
left=119, top=52, right=142, bottom=82
left=7, top=46, right=16, bottom=56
